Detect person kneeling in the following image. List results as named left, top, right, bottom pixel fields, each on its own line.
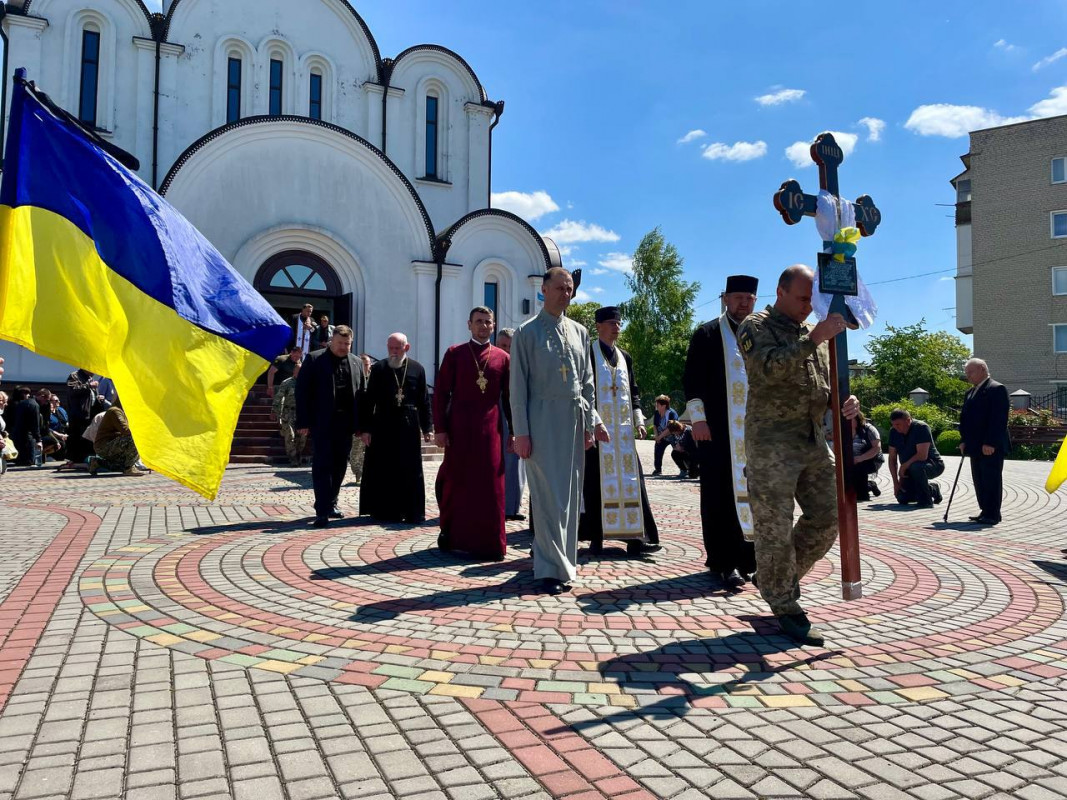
left=888, top=409, right=944, bottom=507
left=667, top=420, right=700, bottom=480
left=90, top=403, right=146, bottom=477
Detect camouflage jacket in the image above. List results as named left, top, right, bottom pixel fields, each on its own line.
left=272, top=377, right=298, bottom=421
left=737, top=305, right=831, bottom=444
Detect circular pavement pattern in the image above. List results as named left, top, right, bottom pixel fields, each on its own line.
left=77, top=469, right=1067, bottom=710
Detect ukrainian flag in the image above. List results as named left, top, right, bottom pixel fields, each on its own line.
left=1047, top=437, right=1067, bottom=493
left=0, top=72, right=289, bottom=498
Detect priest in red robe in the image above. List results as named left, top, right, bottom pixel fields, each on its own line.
left=433, top=306, right=512, bottom=560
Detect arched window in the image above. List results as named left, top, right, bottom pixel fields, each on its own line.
left=425, top=94, right=439, bottom=179
left=309, top=72, right=323, bottom=120
left=269, top=58, right=284, bottom=117
left=226, top=56, right=242, bottom=123
left=255, top=251, right=341, bottom=297
left=79, top=27, right=101, bottom=127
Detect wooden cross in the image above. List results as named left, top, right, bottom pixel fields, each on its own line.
left=772, top=132, right=883, bottom=602
left=559, top=363, right=570, bottom=383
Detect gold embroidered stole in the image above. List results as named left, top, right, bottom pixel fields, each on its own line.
left=719, top=314, right=754, bottom=541
left=594, top=345, right=645, bottom=540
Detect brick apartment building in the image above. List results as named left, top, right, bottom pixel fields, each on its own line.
left=953, top=115, right=1067, bottom=404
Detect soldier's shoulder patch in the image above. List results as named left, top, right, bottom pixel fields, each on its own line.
left=739, top=328, right=755, bottom=353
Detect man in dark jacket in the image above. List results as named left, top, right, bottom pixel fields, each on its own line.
left=295, top=325, right=365, bottom=527
left=10, top=387, right=43, bottom=466
left=959, top=358, right=1010, bottom=525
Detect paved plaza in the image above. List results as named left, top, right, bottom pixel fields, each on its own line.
left=0, top=443, right=1065, bottom=800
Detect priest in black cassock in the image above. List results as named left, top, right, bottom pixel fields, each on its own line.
left=579, top=306, right=662, bottom=557
left=359, top=333, right=433, bottom=523
left=682, top=275, right=759, bottom=590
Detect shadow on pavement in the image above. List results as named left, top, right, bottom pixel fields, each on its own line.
left=1034, top=560, right=1067, bottom=585
left=930, top=521, right=987, bottom=532
left=578, top=572, right=738, bottom=614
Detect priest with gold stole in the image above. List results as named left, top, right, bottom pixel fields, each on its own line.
left=682, top=275, right=759, bottom=590
left=579, top=306, right=662, bottom=557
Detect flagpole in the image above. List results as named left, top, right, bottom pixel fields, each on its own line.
left=0, top=3, right=9, bottom=165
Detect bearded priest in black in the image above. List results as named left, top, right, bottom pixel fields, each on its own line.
left=682, top=275, right=759, bottom=590
left=360, top=333, right=433, bottom=523
left=578, top=306, right=661, bottom=557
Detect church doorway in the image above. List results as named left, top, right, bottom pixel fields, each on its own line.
left=253, top=250, right=353, bottom=348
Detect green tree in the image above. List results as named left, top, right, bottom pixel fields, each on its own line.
left=864, top=321, right=971, bottom=412
left=617, top=228, right=700, bottom=406
left=565, top=301, right=599, bottom=335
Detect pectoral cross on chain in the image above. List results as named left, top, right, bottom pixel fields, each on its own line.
left=395, top=388, right=404, bottom=406
left=559, top=364, right=569, bottom=383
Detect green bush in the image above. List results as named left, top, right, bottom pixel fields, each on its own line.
left=1007, top=443, right=1060, bottom=461
left=935, top=429, right=961, bottom=454
left=869, top=400, right=956, bottom=441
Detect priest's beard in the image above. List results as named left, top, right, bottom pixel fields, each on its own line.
left=387, top=355, right=407, bottom=369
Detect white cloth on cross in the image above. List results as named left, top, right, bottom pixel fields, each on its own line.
left=812, top=190, right=878, bottom=330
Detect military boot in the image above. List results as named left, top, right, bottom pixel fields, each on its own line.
left=776, top=613, right=825, bottom=646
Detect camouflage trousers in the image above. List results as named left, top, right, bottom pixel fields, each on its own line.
left=278, top=417, right=307, bottom=465
left=95, top=433, right=140, bottom=472
left=349, top=435, right=366, bottom=482
left=746, top=438, right=838, bottom=617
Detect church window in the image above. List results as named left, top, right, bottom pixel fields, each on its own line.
left=483, top=282, right=498, bottom=324
left=309, top=73, right=322, bottom=120
left=1055, top=324, right=1067, bottom=353
left=268, top=263, right=328, bottom=292
left=1053, top=211, right=1067, bottom=238
left=1054, top=158, right=1066, bottom=184
left=79, top=29, right=101, bottom=127
left=269, top=59, right=283, bottom=116
left=226, top=57, right=242, bottom=124
left=425, top=95, right=439, bottom=178
left=1054, top=267, right=1067, bottom=296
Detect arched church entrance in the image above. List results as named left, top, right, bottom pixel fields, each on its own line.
left=253, top=250, right=354, bottom=343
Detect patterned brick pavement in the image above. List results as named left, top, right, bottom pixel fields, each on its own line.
left=0, top=444, right=1065, bottom=799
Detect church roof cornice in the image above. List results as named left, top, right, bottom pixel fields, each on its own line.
left=13, top=0, right=157, bottom=32
left=159, top=0, right=383, bottom=77
left=392, top=44, right=489, bottom=103
left=437, top=209, right=552, bottom=270
left=159, top=115, right=435, bottom=255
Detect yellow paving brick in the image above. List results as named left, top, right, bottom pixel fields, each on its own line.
left=384, top=645, right=412, bottom=654
left=343, top=639, right=369, bottom=648
left=217, top=613, right=240, bottom=621
left=331, top=602, right=356, bottom=610
left=302, top=634, right=328, bottom=643
left=761, top=694, right=816, bottom=708
left=478, top=656, right=505, bottom=666
left=609, top=694, right=637, bottom=708
left=947, top=668, right=980, bottom=679
left=185, top=630, right=222, bottom=643
left=529, top=659, right=556, bottom=669
left=244, top=620, right=268, bottom=628
left=431, top=650, right=458, bottom=661
left=587, top=683, right=621, bottom=695
left=989, top=674, right=1026, bottom=687
left=269, top=626, right=298, bottom=635
left=428, top=684, right=483, bottom=698
left=837, top=679, right=866, bottom=692
left=896, top=686, right=950, bottom=701
left=296, top=656, right=324, bottom=666
left=490, top=624, right=513, bottom=632
left=254, top=660, right=304, bottom=675
left=579, top=661, right=602, bottom=671
left=418, top=671, right=456, bottom=683
left=123, top=605, right=150, bottom=614
left=146, top=633, right=184, bottom=646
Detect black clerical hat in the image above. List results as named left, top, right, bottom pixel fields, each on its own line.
left=724, top=274, right=758, bottom=294
left=595, top=306, right=622, bottom=323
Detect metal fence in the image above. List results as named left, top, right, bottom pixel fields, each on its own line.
left=1028, top=388, right=1067, bottom=423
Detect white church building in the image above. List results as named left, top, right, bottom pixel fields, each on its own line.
left=0, top=0, right=561, bottom=380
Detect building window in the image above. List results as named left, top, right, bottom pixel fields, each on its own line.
left=425, top=95, right=438, bottom=178
left=1054, top=158, right=1067, bottom=185
left=1056, top=268, right=1067, bottom=296
left=484, top=282, right=498, bottom=322
left=1056, top=324, right=1067, bottom=353
left=1054, top=211, right=1067, bottom=238
left=309, top=73, right=322, bottom=120
left=269, top=59, right=283, bottom=116
left=955, top=179, right=971, bottom=203
left=226, top=57, right=242, bottom=124
left=79, top=29, right=101, bottom=127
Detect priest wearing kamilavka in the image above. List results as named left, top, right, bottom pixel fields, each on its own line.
left=578, top=306, right=662, bottom=557
left=359, top=333, right=433, bottom=523
left=433, top=307, right=511, bottom=560
left=510, top=267, right=608, bottom=595
left=682, top=274, right=759, bottom=591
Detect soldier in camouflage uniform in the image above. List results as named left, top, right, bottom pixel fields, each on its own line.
left=737, top=265, right=859, bottom=646
left=272, top=365, right=306, bottom=466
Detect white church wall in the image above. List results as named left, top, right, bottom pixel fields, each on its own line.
left=160, top=0, right=380, bottom=175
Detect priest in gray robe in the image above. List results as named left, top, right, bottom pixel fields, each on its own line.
left=511, top=267, right=608, bottom=595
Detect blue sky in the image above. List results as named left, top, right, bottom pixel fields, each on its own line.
left=148, top=2, right=1067, bottom=356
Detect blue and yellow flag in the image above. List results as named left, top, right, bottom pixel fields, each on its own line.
left=1047, top=436, right=1067, bottom=493
left=0, top=73, right=289, bottom=498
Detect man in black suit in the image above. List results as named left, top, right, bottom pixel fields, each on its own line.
left=959, top=357, right=1011, bottom=525
left=295, top=325, right=365, bottom=527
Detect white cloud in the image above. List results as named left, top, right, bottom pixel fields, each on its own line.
left=858, top=117, right=886, bottom=142
left=784, top=132, right=858, bottom=168
left=589, top=286, right=606, bottom=295
left=755, top=88, right=806, bottom=106
left=590, top=268, right=610, bottom=276
left=598, top=253, right=634, bottom=274
left=1029, top=85, right=1067, bottom=117
left=904, top=104, right=1030, bottom=137
left=568, top=259, right=587, bottom=268
left=1033, top=47, right=1067, bottom=71
left=541, top=219, right=620, bottom=244
left=490, top=190, right=559, bottom=222
left=677, top=129, right=707, bottom=144
left=994, top=39, right=1017, bottom=52
left=574, top=289, right=594, bottom=303
left=701, top=140, right=768, bottom=162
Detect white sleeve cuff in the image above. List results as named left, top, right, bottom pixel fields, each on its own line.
left=685, top=399, right=707, bottom=424
left=633, top=409, right=646, bottom=429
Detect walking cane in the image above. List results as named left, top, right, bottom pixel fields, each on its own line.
left=943, top=455, right=966, bottom=523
